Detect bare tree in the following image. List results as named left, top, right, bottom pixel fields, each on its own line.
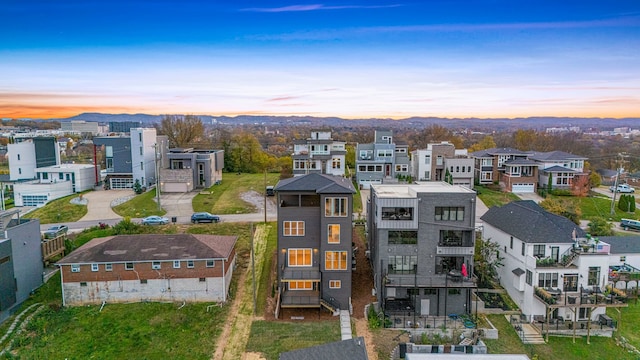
left=158, top=115, right=205, bottom=148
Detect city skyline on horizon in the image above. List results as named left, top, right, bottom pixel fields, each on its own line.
left=1, top=1, right=639, bottom=119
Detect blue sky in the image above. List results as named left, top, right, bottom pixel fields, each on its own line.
left=1, top=0, right=639, bottom=118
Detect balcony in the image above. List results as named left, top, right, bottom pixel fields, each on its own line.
left=436, top=246, right=474, bottom=256
left=533, top=286, right=628, bottom=307
left=385, top=273, right=477, bottom=288
left=281, top=290, right=321, bottom=308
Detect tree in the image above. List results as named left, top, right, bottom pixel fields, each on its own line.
left=571, top=174, right=590, bottom=197
left=547, top=173, right=553, bottom=193
left=587, top=217, right=614, bottom=236
left=539, top=198, right=581, bottom=225
left=588, top=171, right=602, bottom=189
left=158, top=115, right=205, bottom=148
left=468, top=135, right=496, bottom=153
left=444, top=168, right=453, bottom=184
left=474, top=237, right=504, bottom=288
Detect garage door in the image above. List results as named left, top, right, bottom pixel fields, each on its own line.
left=22, top=195, right=49, bottom=207
left=512, top=183, right=535, bottom=193
left=163, top=182, right=188, bottom=193
left=359, top=179, right=382, bottom=190
left=110, top=178, right=134, bottom=189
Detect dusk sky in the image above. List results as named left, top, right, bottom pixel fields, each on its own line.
left=1, top=0, right=639, bottom=119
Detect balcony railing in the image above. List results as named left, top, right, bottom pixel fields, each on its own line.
left=436, top=246, right=474, bottom=256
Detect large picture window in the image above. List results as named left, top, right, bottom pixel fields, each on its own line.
left=284, top=221, right=305, bottom=236
left=388, top=230, right=418, bottom=245
left=328, top=224, right=340, bottom=244
left=325, top=197, right=347, bottom=217
left=325, top=251, right=348, bottom=270
left=439, top=230, right=464, bottom=246
left=435, top=207, right=464, bottom=221
left=382, top=207, right=413, bottom=220
left=288, top=249, right=312, bottom=266
left=388, top=255, right=417, bottom=274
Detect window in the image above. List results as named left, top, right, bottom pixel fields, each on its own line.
left=138, top=132, right=142, bottom=141
left=424, top=289, right=436, bottom=295
left=538, top=273, right=559, bottom=288
left=382, top=207, right=413, bottom=220
left=564, top=274, right=578, bottom=292
left=139, top=146, right=143, bottom=155
left=289, top=281, right=313, bottom=290
left=435, top=207, right=464, bottom=221
left=521, top=243, right=525, bottom=256
left=125, top=263, right=134, bottom=270
left=152, top=261, right=161, bottom=270
left=91, top=264, right=99, bottom=272
left=325, top=251, right=348, bottom=270
left=388, top=230, right=417, bottom=245
left=620, top=256, right=626, bottom=262
left=59, top=173, right=64, bottom=180
left=0, top=256, right=9, bottom=265
left=332, top=158, right=341, bottom=169
left=71, top=264, right=80, bottom=273
left=425, top=155, right=431, bottom=164
left=140, top=162, right=144, bottom=170
left=17, top=154, right=21, bottom=161
left=288, top=249, right=312, bottom=266
left=395, top=164, right=408, bottom=172
left=328, top=224, right=340, bottom=244
left=526, top=270, right=532, bottom=285
left=388, top=255, right=417, bottom=274
left=173, top=260, right=181, bottom=268
left=448, top=289, right=461, bottom=295
left=284, top=221, right=305, bottom=236
left=105, top=263, right=113, bottom=271
left=510, top=237, right=513, bottom=249
left=80, top=282, right=87, bottom=287
left=187, top=260, right=195, bottom=268
left=199, top=277, right=206, bottom=282
left=329, top=280, right=342, bottom=289
left=140, top=279, right=148, bottom=284
left=533, top=245, right=545, bottom=258
left=325, top=197, right=347, bottom=217
left=439, top=230, right=465, bottom=247
left=18, top=168, right=21, bottom=174
left=206, top=259, right=215, bottom=267
left=588, top=267, right=600, bottom=286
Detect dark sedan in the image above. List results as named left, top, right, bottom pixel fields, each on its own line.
left=191, top=212, right=221, bottom=223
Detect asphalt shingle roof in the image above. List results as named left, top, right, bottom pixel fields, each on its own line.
left=598, top=236, right=640, bottom=254
left=275, top=173, right=356, bottom=194
left=279, top=337, right=368, bottom=360
left=528, top=150, right=587, bottom=161
left=58, top=234, right=237, bottom=264
left=480, top=200, right=585, bottom=243
left=543, top=165, right=575, bottom=173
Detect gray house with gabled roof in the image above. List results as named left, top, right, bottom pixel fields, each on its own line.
left=279, top=336, right=368, bottom=360
left=274, top=173, right=356, bottom=314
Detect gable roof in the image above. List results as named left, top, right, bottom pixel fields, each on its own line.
left=480, top=201, right=585, bottom=243
left=58, top=234, right=237, bottom=264
left=470, top=147, right=530, bottom=158
left=528, top=150, right=587, bottom=161
left=275, top=173, right=356, bottom=194
left=542, top=165, right=575, bottom=173
left=279, top=337, right=368, bottom=360
left=598, top=236, right=640, bottom=254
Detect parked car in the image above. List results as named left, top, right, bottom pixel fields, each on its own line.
left=43, top=224, right=69, bottom=239
left=621, top=218, right=640, bottom=231
left=610, top=184, right=635, bottom=193
left=266, top=186, right=275, bottom=196
left=191, top=212, right=220, bottom=223
left=141, top=216, right=170, bottom=225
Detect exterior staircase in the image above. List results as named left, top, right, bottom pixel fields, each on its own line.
left=561, top=249, right=579, bottom=267
left=320, top=297, right=340, bottom=315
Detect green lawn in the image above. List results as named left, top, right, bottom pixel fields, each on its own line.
left=193, top=173, right=281, bottom=214
left=22, top=192, right=88, bottom=223
left=609, top=301, right=640, bottom=349
left=246, top=321, right=341, bottom=360
left=112, top=188, right=166, bottom=217
left=484, top=314, right=636, bottom=360
left=551, top=193, right=635, bottom=222
left=475, top=185, right=521, bottom=208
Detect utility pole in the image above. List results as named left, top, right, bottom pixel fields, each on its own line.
left=264, top=169, right=267, bottom=224
left=155, top=143, right=161, bottom=211
left=610, top=153, right=625, bottom=216
left=251, top=222, right=257, bottom=315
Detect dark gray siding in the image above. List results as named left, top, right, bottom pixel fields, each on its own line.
left=0, top=239, right=16, bottom=313
left=93, top=137, right=133, bottom=173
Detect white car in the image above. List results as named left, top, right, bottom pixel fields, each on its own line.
left=610, top=184, right=635, bottom=193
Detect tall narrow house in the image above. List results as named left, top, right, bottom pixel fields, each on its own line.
left=274, top=173, right=356, bottom=314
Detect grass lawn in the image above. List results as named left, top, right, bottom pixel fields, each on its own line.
left=475, top=185, right=521, bottom=208
left=193, top=173, right=280, bottom=214
left=22, top=192, right=88, bottom=223
left=112, top=188, right=166, bottom=217
left=609, top=301, right=640, bottom=349
left=484, top=314, right=636, bottom=360
left=246, top=320, right=341, bottom=359
left=550, top=193, right=634, bottom=222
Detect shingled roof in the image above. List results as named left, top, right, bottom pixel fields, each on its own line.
left=480, top=200, right=585, bottom=243
left=598, top=236, right=640, bottom=254
left=275, top=173, right=356, bottom=194
left=279, top=337, right=368, bottom=360
left=58, top=234, right=237, bottom=264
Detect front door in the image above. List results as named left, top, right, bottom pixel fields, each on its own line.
left=420, top=299, right=430, bottom=316
left=385, top=164, right=391, bottom=177
left=551, top=247, right=559, bottom=262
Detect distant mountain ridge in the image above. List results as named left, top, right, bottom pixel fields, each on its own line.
left=55, top=112, right=639, bottom=131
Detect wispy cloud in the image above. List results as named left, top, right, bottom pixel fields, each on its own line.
left=267, top=95, right=302, bottom=102
left=240, top=4, right=402, bottom=13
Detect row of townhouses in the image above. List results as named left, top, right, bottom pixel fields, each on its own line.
left=291, top=130, right=589, bottom=195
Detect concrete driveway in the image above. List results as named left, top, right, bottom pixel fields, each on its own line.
left=78, top=189, right=133, bottom=222
left=159, top=192, right=197, bottom=218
